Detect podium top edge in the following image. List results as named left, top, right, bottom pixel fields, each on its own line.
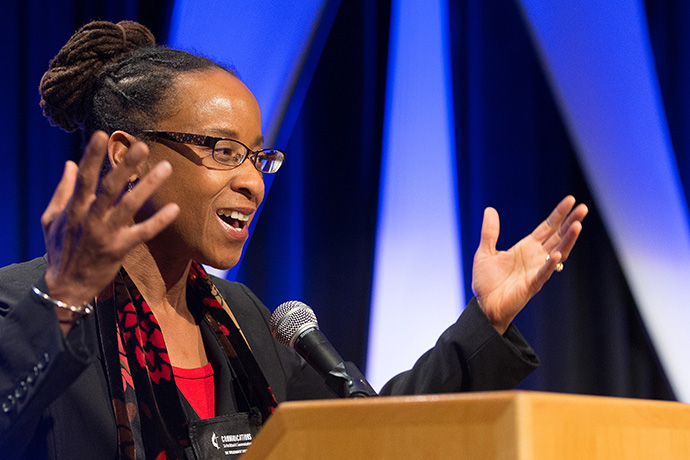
left=276, top=390, right=683, bottom=411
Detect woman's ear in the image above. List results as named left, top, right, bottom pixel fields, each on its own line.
left=107, top=130, right=139, bottom=178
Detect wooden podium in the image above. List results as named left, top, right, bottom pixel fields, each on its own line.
left=242, top=391, right=690, bottom=459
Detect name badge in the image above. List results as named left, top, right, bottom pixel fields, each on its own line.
left=188, top=411, right=262, bottom=459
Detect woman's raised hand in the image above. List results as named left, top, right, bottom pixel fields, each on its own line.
left=41, top=131, right=179, bottom=311
left=471, top=196, right=588, bottom=334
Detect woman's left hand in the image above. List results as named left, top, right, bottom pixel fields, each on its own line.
left=471, top=196, right=588, bottom=334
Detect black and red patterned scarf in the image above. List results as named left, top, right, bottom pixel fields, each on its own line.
left=95, top=261, right=277, bottom=459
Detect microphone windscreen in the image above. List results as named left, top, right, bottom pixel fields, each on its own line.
left=270, top=300, right=319, bottom=348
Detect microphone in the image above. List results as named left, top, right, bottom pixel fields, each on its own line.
left=270, top=300, right=377, bottom=398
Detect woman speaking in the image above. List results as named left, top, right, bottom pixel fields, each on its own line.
left=0, top=20, right=586, bottom=459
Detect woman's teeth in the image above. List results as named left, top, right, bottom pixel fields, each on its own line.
left=217, top=209, right=250, bottom=228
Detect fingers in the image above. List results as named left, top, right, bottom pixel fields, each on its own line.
left=91, top=140, right=149, bottom=217
left=531, top=196, right=588, bottom=263
left=543, top=202, right=588, bottom=260
left=552, top=215, right=584, bottom=261
left=532, top=249, right=562, bottom=292
left=112, top=160, right=173, bottom=224
left=71, top=132, right=109, bottom=210
left=556, top=203, right=588, bottom=239
left=107, top=161, right=178, bottom=256
left=477, top=207, right=500, bottom=255
left=40, top=131, right=180, bottom=311
left=41, top=161, right=78, bottom=228
left=128, top=203, right=180, bottom=243
left=531, top=195, right=576, bottom=243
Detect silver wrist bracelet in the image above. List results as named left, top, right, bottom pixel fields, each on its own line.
left=31, top=285, right=94, bottom=316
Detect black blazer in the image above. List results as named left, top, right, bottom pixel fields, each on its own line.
left=0, top=257, right=539, bottom=459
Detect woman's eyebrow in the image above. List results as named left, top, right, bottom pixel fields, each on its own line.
left=206, top=129, right=264, bottom=147
left=206, top=128, right=241, bottom=139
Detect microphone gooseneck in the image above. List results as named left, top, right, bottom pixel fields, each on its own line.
left=270, top=300, right=377, bottom=398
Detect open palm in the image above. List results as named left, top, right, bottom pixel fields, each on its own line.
left=472, top=196, right=588, bottom=334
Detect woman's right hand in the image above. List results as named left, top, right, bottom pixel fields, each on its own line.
left=41, top=131, right=179, bottom=326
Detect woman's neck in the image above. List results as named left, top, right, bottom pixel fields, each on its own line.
left=122, top=243, right=192, bottom=316
left=123, top=243, right=209, bottom=368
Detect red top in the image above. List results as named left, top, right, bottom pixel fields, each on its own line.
left=173, top=362, right=216, bottom=419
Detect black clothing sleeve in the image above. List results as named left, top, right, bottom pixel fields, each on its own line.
left=0, top=258, right=97, bottom=459
left=210, top=278, right=539, bottom=399
left=379, top=297, right=539, bottom=395
left=0, top=258, right=539, bottom=459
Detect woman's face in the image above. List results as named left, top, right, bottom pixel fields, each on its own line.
left=141, top=68, right=266, bottom=269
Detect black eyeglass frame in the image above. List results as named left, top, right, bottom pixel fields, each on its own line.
left=142, top=130, right=285, bottom=173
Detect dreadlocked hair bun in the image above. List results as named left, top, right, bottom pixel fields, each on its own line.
left=39, top=20, right=156, bottom=132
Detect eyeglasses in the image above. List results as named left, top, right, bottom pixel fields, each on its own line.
left=142, top=130, right=285, bottom=174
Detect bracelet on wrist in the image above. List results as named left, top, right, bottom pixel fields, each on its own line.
left=31, top=285, right=93, bottom=316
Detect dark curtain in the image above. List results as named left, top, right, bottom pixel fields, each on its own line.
left=3, top=0, right=684, bottom=401
left=242, top=0, right=675, bottom=400
left=450, top=0, right=673, bottom=399
left=647, top=0, right=690, bottom=206
left=238, top=0, right=391, bottom=369
left=0, top=0, right=170, bottom=265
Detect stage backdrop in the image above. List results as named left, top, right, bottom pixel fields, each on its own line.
left=2, top=0, right=684, bottom=401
